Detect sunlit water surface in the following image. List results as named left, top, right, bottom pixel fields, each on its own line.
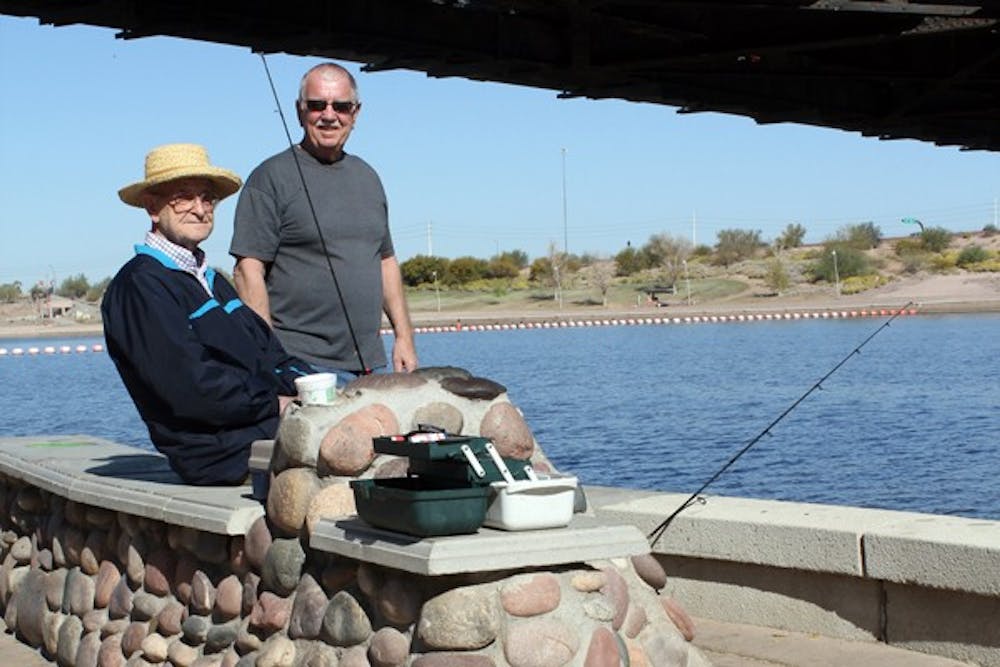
left=1, top=313, right=997, bottom=519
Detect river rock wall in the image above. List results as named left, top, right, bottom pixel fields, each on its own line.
left=0, top=367, right=709, bottom=666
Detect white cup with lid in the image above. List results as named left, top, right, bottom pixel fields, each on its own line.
left=294, top=373, right=338, bottom=406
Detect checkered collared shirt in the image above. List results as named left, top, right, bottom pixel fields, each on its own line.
left=144, top=231, right=213, bottom=296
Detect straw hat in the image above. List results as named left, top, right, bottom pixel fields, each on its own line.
left=118, top=143, right=242, bottom=207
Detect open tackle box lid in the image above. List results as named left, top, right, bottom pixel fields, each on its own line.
left=372, top=431, right=490, bottom=461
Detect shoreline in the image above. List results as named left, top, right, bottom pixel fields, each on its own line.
left=2, top=294, right=998, bottom=341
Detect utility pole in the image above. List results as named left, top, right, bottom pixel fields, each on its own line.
left=561, top=147, right=568, bottom=255
left=692, top=211, right=697, bottom=249
left=426, top=221, right=433, bottom=257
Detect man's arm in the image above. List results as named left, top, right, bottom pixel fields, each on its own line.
left=381, top=255, right=418, bottom=372
left=233, top=256, right=272, bottom=325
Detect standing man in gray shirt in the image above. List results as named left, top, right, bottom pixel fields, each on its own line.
left=230, top=62, right=417, bottom=380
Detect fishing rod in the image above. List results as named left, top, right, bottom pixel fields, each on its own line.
left=647, top=302, right=916, bottom=548
left=259, top=54, right=369, bottom=374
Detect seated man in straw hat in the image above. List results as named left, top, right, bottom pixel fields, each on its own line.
left=102, top=143, right=309, bottom=485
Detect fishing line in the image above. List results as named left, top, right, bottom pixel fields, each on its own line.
left=647, top=302, right=916, bottom=548
left=258, top=54, right=369, bottom=374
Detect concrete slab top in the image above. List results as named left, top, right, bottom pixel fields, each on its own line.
left=0, top=435, right=263, bottom=535
left=310, top=514, right=651, bottom=575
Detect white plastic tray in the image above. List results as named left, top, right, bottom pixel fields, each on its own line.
left=483, top=475, right=578, bottom=531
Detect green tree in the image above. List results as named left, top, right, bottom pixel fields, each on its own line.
left=614, top=245, right=645, bottom=276
left=529, top=257, right=552, bottom=282
left=444, top=256, right=488, bottom=286
left=486, top=256, right=520, bottom=279
left=776, top=223, right=806, bottom=249
left=813, top=243, right=871, bottom=282
left=495, top=249, right=529, bottom=269
left=764, top=258, right=791, bottom=295
left=85, top=277, right=111, bottom=303
left=641, top=233, right=691, bottom=287
left=0, top=281, right=22, bottom=303
left=400, top=255, right=450, bottom=286
left=838, top=222, right=882, bottom=250
left=715, top=228, right=762, bottom=267
left=57, top=274, right=89, bottom=299
left=920, top=226, right=952, bottom=253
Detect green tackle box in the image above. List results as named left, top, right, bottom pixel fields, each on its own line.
left=350, top=477, right=490, bottom=537
left=408, top=454, right=530, bottom=485
left=372, top=434, right=489, bottom=460
left=373, top=433, right=530, bottom=485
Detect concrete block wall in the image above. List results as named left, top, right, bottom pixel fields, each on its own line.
left=586, top=485, right=1000, bottom=666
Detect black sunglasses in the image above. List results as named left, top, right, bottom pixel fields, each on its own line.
left=303, top=99, right=359, bottom=114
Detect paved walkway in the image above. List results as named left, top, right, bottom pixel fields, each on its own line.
left=0, top=631, right=51, bottom=666
left=2, top=619, right=977, bottom=667
left=694, top=617, right=976, bottom=667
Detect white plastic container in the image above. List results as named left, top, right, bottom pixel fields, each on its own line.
left=294, top=373, right=338, bottom=405
left=483, top=475, right=578, bottom=531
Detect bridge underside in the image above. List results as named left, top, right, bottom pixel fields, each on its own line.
left=2, top=0, right=999, bottom=151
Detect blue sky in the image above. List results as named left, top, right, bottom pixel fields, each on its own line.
left=1, top=15, right=998, bottom=289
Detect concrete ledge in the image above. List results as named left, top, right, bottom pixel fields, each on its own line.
left=311, top=515, right=650, bottom=575
left=587, top=485, right=1000, bottom=592
left=585, top=485, right=1000, bottom=666
left=0, top=435, right=263, bottom=535
left=864, top=517, right=1000, bottom=596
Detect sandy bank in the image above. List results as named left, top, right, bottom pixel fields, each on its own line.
left=1, top=273, right=998, bottom=341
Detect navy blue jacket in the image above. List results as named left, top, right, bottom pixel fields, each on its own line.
left=102, top=245, right=308, bottom=484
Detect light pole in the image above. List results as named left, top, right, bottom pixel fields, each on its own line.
left=831, top=250, right=840, bottom=296
left=431, top=270, right=441, bottom=312
left=683, top=259, right=691, bottom=306
left=561, top=147, right=568, bottom=255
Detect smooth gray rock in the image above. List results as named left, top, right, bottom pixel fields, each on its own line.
left=261, top=538, right=306, bottom=597
left=320, top=590, right=372, bottom=647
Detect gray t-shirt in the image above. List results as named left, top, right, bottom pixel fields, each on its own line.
left=230, top=146, right=393, bottom=371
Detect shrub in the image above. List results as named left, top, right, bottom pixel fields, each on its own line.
left=400, top=255, right=450, bottom=286
left=486, top=256, right=520, bottom=279
left=963, top=258, right=1000, bottom=272
left=764, top=258, right=791, bottom=294
left=85, top=277, right=111, bottom=303
left=838, top=222, right=881, bottom=250
left=529, top=257, right=552, bottom=282
left=928, top=253, right=957, bottom=272
left=57, top=274, right=89, bottom=299
left=444, top=256, right=489, bottom=286
left=715, top=228, right=763, bottom=267
left=691, top=244, right=714, bottom=258
left=812, top=244, right=871, bottom=282
left=0, top=282, right=22, bottom=303
left=776, top=223, right=806, bottom=250
left=956, top=245, right=990, bottom=267
left=614, top=246, right=645, bottom=276
left=920, top=226, right=952, bottom=253
left=898, top=252, right=929, bottom=274
left=841, top=274, right=891, bottom=295
left=983, top=224, right=998, bottom=237
left=495, top=249, right=529, bottom=269
left=894, top=237, right=924, bottom=256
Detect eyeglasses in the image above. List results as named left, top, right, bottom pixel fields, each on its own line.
left=303, top=99, right=359, bottom=114
left=165, top=190, right=219, bottom=213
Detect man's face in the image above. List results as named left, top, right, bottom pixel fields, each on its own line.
left=144, top=177, right=217, bottom=251
left=297, top=70, right=359, bottom=161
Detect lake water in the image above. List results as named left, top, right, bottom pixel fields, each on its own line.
left=1, top=313, right=997, bottom=520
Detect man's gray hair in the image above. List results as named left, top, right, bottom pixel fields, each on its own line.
left=297, top=63, right=359, bottom=103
